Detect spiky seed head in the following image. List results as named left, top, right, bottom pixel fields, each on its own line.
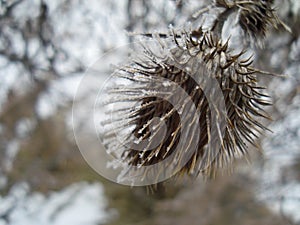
left=213, top=0, right=288, bottom=41
left=238, top=0, right=278, bottom=39
left=102, top=28, right=272, bottom=184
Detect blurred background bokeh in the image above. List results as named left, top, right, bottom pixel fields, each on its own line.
left=0, top=0, right=299, bottom=224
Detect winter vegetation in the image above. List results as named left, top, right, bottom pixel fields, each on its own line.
left=0, top=0, right=299, bottom=225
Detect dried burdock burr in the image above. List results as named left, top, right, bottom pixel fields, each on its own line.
left=237, top=0, right=282, bottom=39
left=100, top=0, right=287, bottom=185
left=212, top=0, right=291, bottom=41
left=101, top=27, right=274, bottom=184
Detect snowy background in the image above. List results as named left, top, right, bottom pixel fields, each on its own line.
left=0, top=0, right=299, bottom=225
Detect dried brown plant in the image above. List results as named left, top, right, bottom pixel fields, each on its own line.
left=101, top=0, right=288, bottom=184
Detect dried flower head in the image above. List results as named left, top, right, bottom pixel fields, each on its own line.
left=213, top=0, right=290, bottom=40
left=101, top=28, right=273, bottom=183
left=238, top=0, right=277, bottom=38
